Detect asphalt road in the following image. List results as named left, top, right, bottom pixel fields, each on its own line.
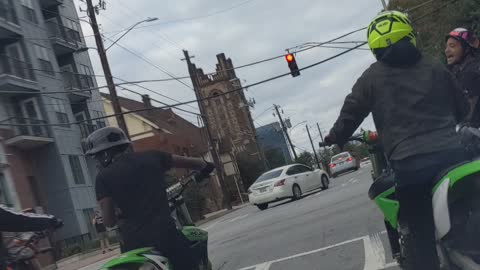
left=80, top=164, right=401, bottom=270
left=201, top=164, right=401, bottom=270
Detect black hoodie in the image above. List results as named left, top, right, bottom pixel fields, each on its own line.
left=450, top=53, right=480, bottom=127
left=330, top=39, right=468, bottom=160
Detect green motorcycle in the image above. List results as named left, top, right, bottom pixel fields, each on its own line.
left=100, top=172, right=212, bottom=270
left=322, top=129, right=480, bottom=269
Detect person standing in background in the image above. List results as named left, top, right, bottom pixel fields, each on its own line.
left=92, top=210, right=111, bottom=254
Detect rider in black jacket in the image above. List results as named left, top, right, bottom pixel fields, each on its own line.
left=85, top=127, right=215, bottom=270
left=324, top=11, right=469, bottom=270
left=0, top=205, right=62, bottom=269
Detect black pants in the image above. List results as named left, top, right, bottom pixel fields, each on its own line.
left=121, top=217, right=198, bottom=270
left=392, top=148, right=468, bottom=270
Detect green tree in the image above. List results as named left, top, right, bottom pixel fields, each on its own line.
left=389, top=0, right=480, bottom=61
left=237, top=155, right=264, bottom=188
left=295, top=151, right=314, bottom=167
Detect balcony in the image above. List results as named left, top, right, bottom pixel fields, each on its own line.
left=62, top=72, right=93, bottom=101
left=39, top=0, right=63, bottom=9
left=0, top=0, right=22, bottom=41
left=4, top=118, right=54, bottom=149
left=0, top=55, right=40, bottom=93
left=46, top=21, right=81, bottom=56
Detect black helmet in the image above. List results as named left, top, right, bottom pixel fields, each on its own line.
left=85, top=127, right=130, bottom=156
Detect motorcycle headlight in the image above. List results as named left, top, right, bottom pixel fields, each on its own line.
left=138, top=262, right=158, bottom=270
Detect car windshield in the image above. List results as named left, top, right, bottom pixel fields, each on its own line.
left=255, top=169, right=283, bottom=183
left=332, top=153, right=349, bottom=162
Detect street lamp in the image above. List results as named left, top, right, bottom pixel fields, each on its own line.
left=289, top=121, right=307, bottom=134
left=105, top=17, right=158, bottom=51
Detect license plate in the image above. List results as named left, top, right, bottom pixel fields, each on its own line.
left=259, top=187, right=268, bottom=193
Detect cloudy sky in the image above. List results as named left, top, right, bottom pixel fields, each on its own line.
left=76, top=0, right=383, bottom=153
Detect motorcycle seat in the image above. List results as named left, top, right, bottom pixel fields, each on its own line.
left=368, top=172, right=395, bottom=200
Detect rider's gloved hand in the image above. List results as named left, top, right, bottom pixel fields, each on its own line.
left=324, top=133, right=337, bottom=146
left=198, top=162, right=215, bottom=179
left=50, top=217, right=64, bottom=229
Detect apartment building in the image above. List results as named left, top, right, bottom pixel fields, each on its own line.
left=0, top=0, right=106, bottom=242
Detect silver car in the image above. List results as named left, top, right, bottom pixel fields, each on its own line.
left=329, top=152, right=359, bottom=177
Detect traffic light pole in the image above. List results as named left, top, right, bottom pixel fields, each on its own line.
left=183, top=50, right=232, bottom=210
left=306, top=124, right=321, bottom=169
left=274, top=104, right=298, bottom=160
left=86, top=0, right=129, bottom=139
left=317, top=123, right=329, bottom=171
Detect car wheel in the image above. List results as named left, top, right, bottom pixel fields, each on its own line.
left=292, top=185, right=302, bottom=200
left=321, top=175, right=329, bottom=190
left=257, top=203, right=268, bottom=210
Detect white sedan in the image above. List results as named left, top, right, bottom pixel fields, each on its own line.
left=248, top=163, right=330, bottom=210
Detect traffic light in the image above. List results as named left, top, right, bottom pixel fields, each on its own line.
left=285, top=53, right=300, bottom=77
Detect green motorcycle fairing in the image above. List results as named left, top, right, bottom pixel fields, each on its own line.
left=182, top=226, right=208, bottom=242
left=374, top=187, right=399, bottom=229
left=101, top=227, right=208, bottom=269
left=372, top=159, right=480, bottom=229
left=100, top=247, right=153, bottom=269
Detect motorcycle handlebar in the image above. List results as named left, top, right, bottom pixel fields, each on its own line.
left=318, top=132, right=377, bottom=148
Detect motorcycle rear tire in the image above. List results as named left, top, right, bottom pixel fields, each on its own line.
left=198, top=258, right=212, bottom=270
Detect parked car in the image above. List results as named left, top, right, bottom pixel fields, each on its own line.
left=329, top=152, right=359, bottom=177
left=248, top=163, right=330, bottom=210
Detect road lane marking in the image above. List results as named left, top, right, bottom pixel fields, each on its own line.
left=363, top=232, right=386, bottom=270
left=254, top=262, right=273, bottom=270
left=384, top=262, right=399, bottom=268
left=204, top=220, right=221, bottom=230
left=227, top=214, right=249, bottom=223
left=236, top=235, right=366, bottom=270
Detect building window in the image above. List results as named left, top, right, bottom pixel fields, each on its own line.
left=0, top=173, right=13, bottom=206
left=33, top=44, right=53, bottom=75
left=50, top=98, right=70, bottom=127
left=79, top=64, right=94, bottom=89
left=62, top=17, right=81, bottom=42
left=20, top=0, right=37, bottom=24
left=69, top=155, right=85, bottom=184
left=92, top=110, right=106, bottom=128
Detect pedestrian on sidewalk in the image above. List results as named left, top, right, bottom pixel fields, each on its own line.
left=92, top=210, right=111, bottom=254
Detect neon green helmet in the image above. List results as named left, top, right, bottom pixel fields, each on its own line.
left=367, top=10, right=416, bottom=58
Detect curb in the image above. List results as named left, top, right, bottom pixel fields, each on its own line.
left=195, top=203, right=249, bottom=226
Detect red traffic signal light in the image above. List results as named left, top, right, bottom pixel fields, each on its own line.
left=285, top=53, right=300, bottom=77
left=285, top=54, right=294, bottom=62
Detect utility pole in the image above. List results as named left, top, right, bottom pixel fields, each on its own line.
left=316, top=123, right=325, bottom=148
left=85, top=0, right=129, bottom=138
left=380, top=0, right=387, bottom=10
left=306, top=124, right=321, bottom=169
left=317, top=123, right=328, bottom=171
left=274, top=104, right=298, bottom=160
left=182, top=50, right=232, bottom=210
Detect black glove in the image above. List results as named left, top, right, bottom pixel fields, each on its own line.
left=50, top=217, right=64, bottom=229
left=198, top=162, right=215, bottom=179
left=324, top=133, right=336, bottom=146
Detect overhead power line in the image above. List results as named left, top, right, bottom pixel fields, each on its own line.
left=0, top=42, right=366, bottom=127
left=102, top=35, right=195, bottom=91
left=117, top=85, right=201, bottom=116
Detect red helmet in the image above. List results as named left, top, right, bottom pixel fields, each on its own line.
left=446, top=28, right=479, bottom=49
